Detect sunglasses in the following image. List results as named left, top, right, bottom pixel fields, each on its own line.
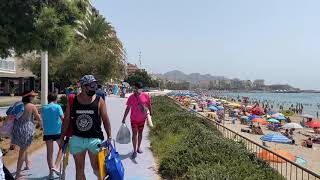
left=85, top=82, right=98, bottom=89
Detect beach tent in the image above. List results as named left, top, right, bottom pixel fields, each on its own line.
left=217, top=106, right=224, bottom=110
left=261, top=133, right=292, bottom=144
left=283, top=123, right=303, bottom=129
left=305, top=121, right=320, bottom=128
left=257, top=149, right=296, bottom=163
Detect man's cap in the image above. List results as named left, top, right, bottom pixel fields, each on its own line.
left=79, top=75, right=98, bottom=86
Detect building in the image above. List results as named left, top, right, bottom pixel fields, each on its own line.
left=253, top=79, right=265, bottom=89
left=0, top=57, right=37, bottom=96
left=126, top=63, right=139, bottom=76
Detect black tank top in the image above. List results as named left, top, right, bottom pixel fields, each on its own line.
left=71, top=96, right=104, bottom=140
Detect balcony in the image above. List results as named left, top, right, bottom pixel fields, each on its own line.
left=0, top=57, right=16, bottom=73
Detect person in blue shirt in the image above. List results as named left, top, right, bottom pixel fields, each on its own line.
left=96, top=84, right=106, bottom=100
left=41, top=93, right=64, bottom=179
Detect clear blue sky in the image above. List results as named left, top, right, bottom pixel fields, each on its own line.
left=91, top=0, right=320, bottom=90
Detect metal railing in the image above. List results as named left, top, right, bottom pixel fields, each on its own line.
left=173, top=98, right=320, bottom=180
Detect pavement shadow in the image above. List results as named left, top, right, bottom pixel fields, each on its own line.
left=120, top=152, right=132, bottom=161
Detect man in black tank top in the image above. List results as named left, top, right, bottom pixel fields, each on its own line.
left=61, top=75, right=112, bottom=179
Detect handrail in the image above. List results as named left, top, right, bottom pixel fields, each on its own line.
left=171, top=97, right=320, bottom=179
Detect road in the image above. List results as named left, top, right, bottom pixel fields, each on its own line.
left=8, top=96, right=158, bottom=180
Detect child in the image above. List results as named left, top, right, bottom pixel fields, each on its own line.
left=41, top=93, right=64, bottom=179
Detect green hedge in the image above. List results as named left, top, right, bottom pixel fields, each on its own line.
left=150, top=96, right=283, bottom=180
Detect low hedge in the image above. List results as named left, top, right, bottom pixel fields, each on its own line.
left=150, top=96, right=283, bottom=180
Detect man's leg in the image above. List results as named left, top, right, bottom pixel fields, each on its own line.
left=73, top=151, right=86, bottom=180
left=132, top=129, right=138, bottom=152
left=53, top=139, right=63, bottom=170
left=45, top=140, right=54, bottom=175
left=88, top=151, right=100, bottom=177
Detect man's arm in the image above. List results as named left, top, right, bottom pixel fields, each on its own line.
left=99, top=99, right=112, bottom=139
left=122, top=106, right=131, bottom=124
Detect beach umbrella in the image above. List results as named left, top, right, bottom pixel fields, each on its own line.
left=251, top=107, right=265, bottom=116
left=267, top=119, right=280, bottom=123
left=208, top=106, right=218, bottom=111
left=260, top=133, right=292, bottom=144
left=301, top=114, right=315, bottom=119
left=271, top=113, right=284, bottom=118
left=241, top=116, right=249, bottom=120
left=257, top=149, right=296, bottom=163
left=248, top=115, right=261, bottom=120
left=276, top=116, right=286, bottom=120
left=233, top=109, right=240, bottom=112
left=283, top=123, right=303, bottom=129
left=252, top=118, right=268, bottom=125
left=246, top=105, right=253, bottom=109
left=305, top=121, right=320, bottom=128
left=217, top=106, right=224, bottom=110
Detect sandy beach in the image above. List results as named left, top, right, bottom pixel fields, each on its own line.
left=201, top=111, right=320, bottom=175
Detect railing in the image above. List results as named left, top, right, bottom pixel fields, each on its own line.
left=173, top=98, right=320, bottom=180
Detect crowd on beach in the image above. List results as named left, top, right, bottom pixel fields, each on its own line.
left=0, top=75, right=152, bottom=180
left=169, top=90, right=320, bottom=172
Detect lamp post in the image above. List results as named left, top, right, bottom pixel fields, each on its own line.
left=41, top=51, right=48, bottom=105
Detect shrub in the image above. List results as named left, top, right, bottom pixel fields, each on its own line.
left=150, top=96, right=283, bottom=180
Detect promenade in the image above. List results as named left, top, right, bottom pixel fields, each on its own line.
left=8, top=96, right=158, bottom=180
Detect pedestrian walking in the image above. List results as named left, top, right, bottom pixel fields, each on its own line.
left=60, top=75, right=112, bottom=179
left=11, top=90, right=41, bottom=179
left=122, top=82, right=152, bottom=159
left=41, top=93, right=64, bottom=179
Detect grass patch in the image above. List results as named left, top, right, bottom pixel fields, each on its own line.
left=150, top=96, right=283, bottom=180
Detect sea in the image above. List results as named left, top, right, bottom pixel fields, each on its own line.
left=223, top=92, right=320, bottom=117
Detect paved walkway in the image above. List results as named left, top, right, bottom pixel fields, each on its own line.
left=8, top=97, right=158, bottom=180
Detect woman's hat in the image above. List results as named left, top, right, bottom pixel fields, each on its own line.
left=22, top=90, right=38, bottom=97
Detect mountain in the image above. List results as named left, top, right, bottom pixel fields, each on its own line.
left=154, top=70, right=226, bottom=84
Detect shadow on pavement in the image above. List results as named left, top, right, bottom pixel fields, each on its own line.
left=120, top=152, right=132, bottom=161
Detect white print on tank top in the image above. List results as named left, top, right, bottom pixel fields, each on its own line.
left=76, top=110, right=94, bottom=131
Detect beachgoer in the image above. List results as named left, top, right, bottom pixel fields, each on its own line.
left=302, top=138, right=313, bottom=148
left=289, top=128, right=295, bottom=136
left=96, top=84, right=106, bottom=101
left=122, top=82, right=152, bottom=159
left=317, top=111, right=319, bottom=119
left=60, top=75, right=112, bottom=179
left=41, top=93, right=64, bottom=178
left=283, top=129, right=290, bottom=137
left=12, top=90, right=41, bottom=179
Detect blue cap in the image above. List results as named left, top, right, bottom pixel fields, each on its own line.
left=79, top=75, right=98, bottom=86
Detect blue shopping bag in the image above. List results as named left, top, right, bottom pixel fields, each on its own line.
left=105, top=141, right=124, bottom=180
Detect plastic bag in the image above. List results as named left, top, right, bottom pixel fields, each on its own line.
left=0, top=118, right=14, bottom=138
left=147, top=113, right=153, bottom=128
left=116, top=124, right=131, bottom=144
left=105, top=140, right=124, bottom=180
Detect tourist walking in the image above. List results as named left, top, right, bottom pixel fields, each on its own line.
left=96, top=84, right=106, bottom=100
left=41, top=93, right=64, bottom=179
left=122, top=82, right=152, bottom=159
left=11, top=90, right=41, bottom=179
left=60, top=75, right=112, bottom=179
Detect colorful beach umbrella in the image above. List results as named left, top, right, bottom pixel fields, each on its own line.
left=208, top=106, right=218, bottom=111
left=305, top=121, right=320, bottom=128
left=217, top=106, right=224, bottom=110
left=260, top=133, right=292, bottom=144
left=251, top=107, right=265, bottom=116
left=276, top=116, right=286, bottom=120
left=283, top=123, right=303, bottom=129
left=267, top=119, right=280, bottom=123
left=248, top=115, right=261, bottom=120
left=258, top=149, right=296, bottom=163
left=240, top=116, right=249, bottom=120
left=252, top=118, right=268, bottom=125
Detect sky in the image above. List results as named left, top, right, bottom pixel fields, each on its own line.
left=91, top=0, right=320, bottom=90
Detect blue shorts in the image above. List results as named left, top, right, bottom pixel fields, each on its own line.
left=69, top=136, right=102, bottom=155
